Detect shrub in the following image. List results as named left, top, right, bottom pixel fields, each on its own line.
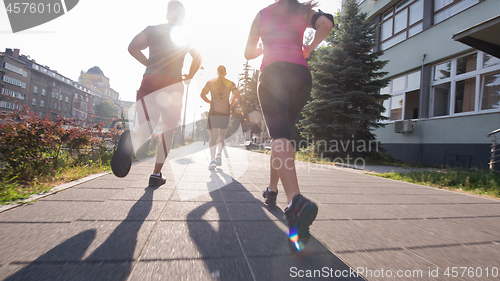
left=0, top=106, right=121, bottom=184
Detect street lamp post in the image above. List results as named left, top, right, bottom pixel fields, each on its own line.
left=181, top=79, right=190, bottom=144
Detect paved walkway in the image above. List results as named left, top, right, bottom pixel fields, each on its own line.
left=1, top=142, right=500, bottom=280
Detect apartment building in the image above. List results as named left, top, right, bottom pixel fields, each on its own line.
left=0, top=49, right=29, bottom=112
left=352, top=0, right=500, bottom=169
left=1, top=49, right=121, bottom=126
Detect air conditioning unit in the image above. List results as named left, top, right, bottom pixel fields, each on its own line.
left=394, top=120, right=415, bottom=134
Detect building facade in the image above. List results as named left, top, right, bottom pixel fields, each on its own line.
left=78, top=66, right=120, bottom=101
left=1, top=49, right=121, bottom=126
left=0, top=49, right=29, bottom=112
left=352, top=0, right=500, bottom=169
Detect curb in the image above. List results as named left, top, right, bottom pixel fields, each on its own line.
left=0, top=172, right=109, bottom=214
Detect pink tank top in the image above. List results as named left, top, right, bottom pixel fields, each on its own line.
left=259, top=4, right=309, bottom=71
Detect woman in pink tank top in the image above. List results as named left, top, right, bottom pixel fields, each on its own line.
left=245, top=0, right=333, bottom=253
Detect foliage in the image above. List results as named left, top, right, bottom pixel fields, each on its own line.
left=0, top=106, right=121, bottom=203
left=95, top=99, right=119, bottom=120
left=376, top=169, right=500, bottom=198
left=233, top=62, right=262, bottom=135
left=298, top=0, right=390, bottom=157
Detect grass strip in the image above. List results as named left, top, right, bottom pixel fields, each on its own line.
left=374, top=169, right=500, bottom=199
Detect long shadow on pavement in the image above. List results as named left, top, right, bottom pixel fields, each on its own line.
left=5, top=185, right=158, bottom=281
left=187, top=168, right=365, bottom=281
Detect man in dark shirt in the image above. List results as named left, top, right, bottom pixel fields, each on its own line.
left=112, top=0, right=202, bottom=186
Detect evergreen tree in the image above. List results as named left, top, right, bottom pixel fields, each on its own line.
left=299, top=0, right=390, bottom=157
left=231, top=62, right=261, bottom=135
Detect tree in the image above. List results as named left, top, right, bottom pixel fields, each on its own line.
left=232, top=62, right=262, bottom=135
left=298, top=0, right=390, bottom=157
left=95, top=100, right=119, bottom=120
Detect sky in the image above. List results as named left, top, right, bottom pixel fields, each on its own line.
left=1, top=0, right=341, bottom=125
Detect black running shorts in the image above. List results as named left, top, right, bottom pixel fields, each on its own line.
left=207, top=111, right=230, bottom=130
left=257, top=62, right=312, bottom=140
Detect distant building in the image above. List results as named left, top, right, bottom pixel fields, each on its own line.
left=78, top=66, right=120, bottom=101
left=351, top=0, right=500, bottom=169
left=0, top=49, right=29, bottom=113
left=0, top=48, right=121, bottom=126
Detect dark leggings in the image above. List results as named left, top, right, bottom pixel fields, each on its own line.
left=258, top=62, right=312, bottom=140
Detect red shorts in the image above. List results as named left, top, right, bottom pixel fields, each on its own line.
left=135, top=74, right=184, bottom=129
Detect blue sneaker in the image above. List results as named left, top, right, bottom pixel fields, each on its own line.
left=284, top=194, right=318, bottom=252
left=208, top=159, right=217, bottom=170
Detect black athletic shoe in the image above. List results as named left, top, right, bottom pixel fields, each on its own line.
left=262, top=187, right=278, bottom=206
left=149, top=173, right=166, bottom=187
left=284, top=194, right=318, bottom=252
left=215, top=154, right=222, bottom=166
left=111, top=130, right=133, bottom=178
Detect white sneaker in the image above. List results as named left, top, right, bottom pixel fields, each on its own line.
left=208, top=159, right=217, bottom=170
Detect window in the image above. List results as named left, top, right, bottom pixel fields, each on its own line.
left=51, top=90, right=57, bottom=98
left=34, top=86, right=38, bottom=94
left=42, top=89, right=46, bottom=96
left=3, top=62, right=28, bottom=77
left=60, top=95, right=63, bottom=101
left=379, top=0, right=424, bottom=50
left=483, top=53, right=500, bottom=69
left=455, top=78, right=475, bottom=113
left=430, top=51, right=500, bottom=117
left=2, top=75, right=27, bottom=88
left=2, top=88, right=24, bottom=100
left=381, top=70, right=421, bottom=121
left=481, top=73, right=500, bottom=110
left=433, top=82, right=450, bottom=116
left=434, top=61, right=451, bottom=81
left=434, top=0, right=479, bottom=24
left=75, top=93, right=78, bottom=99
left=58, top=104, right=61, bottom=110
left=32, top=98, right=37, bottom=106
left=456, top=53, right=477, bottom=75
left=40, top=100, right=45, bottom=107
left=66, top=96, right=69, bottom=103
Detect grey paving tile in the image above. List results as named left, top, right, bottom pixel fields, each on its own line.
left=130, top=259, right=253, bottom=281
left=12, top=221, right=155, bottom=263
left=360, top=219, right=499, bottom=248
left=109, top=187, right=174, bottom=201
left=0, top=201, right=101, bottom=223
left=80, top=199, right=165, bottom=221
left=311, top=221, right=400, bottom=253
left=225, top=203, right=281, bottom=221
left=411, top=243, right=500, bottom=279
left=75, top=179, right=134, bottom=189
left=41, top=187, right=122, bottom=202
left=248, top=252, right=364, bottom=281
left=446, top=217, right=500, bottom=236
left=176, top=181, right=219, bottom=190
left=169, top=189, right=223, bottom=202
left=3, top=262, right=132, bottom=281
left=312, top=204, right=351, bottom=221
left=0, top=223, right=68, bottom=264
left=0, top=264, right=23, bottom=280
left=140, top=221, right=243, bottom=259
left=339, top=249, right=438, bottom=281
left=318, top=204, right=466, bottom=220
left=161, top=201, right=231, bottom=221
left=233, top=221, right=329, bottom=257
left=220, top=190, right=264, bottom=203
left=441, top=204, right=500, bottom=217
